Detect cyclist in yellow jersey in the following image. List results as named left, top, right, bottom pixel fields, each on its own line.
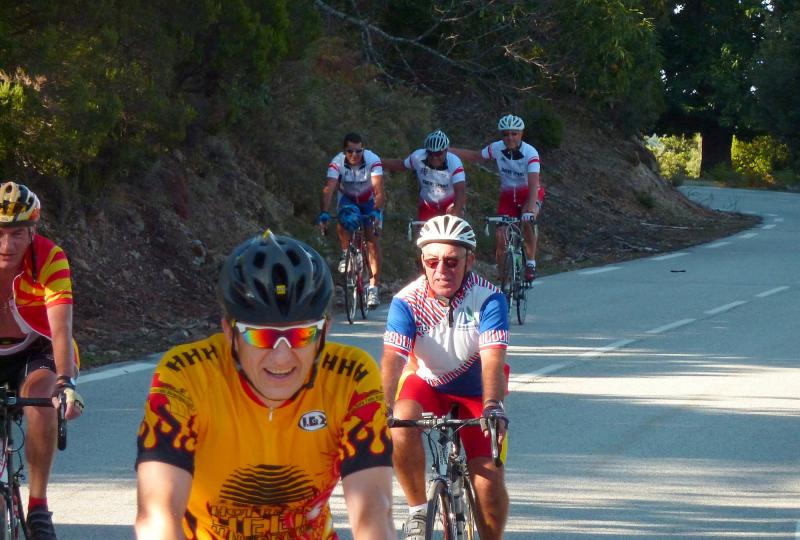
left=0, top=181, right=84, bottom=540
left=135, top=231, right=394, bottom=540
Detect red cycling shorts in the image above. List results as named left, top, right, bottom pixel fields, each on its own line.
left=417, top=196, right=456, bottom=221
left=497, top=185, right=545, bottom=217
left=396, top=364, right=510, bottom=460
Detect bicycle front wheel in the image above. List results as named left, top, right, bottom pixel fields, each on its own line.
left=499, top=250, right=514, bottom=313
left=343, top=249, right=358, bottom=324
left=460, top=475, right=479, bottom=540
left=0, top=489, right=20, bottom=540
left=426, top=479, right=454, bottom=539
left=515, top=276, right=528, bottom=325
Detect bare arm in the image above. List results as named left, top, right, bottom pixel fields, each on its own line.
left=372, top=174, right=385, bottom=210
left=342, top=466, right=395, bottom=540
left=480, top=347, right=508, bottom=442
left=449, top=182, right=467, bottom=217
left=321, top=178, right=338, bottom=213
left=136, top=461, right=192, bottom=540
left=381, top=158, right=406, bottom=172
left=47, top=303, right=82, bottom=419
left=380, top=349, right=406, bottom=409
left=448, top=147, right=485, bottom=163
left=525, top=172, right=541, bottom=216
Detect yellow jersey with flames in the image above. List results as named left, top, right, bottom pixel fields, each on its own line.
left=136, top=333, right=392, bottom=540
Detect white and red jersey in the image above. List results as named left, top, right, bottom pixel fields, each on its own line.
left=326, top=149, right=383, bottom=203
left=403, top=149, right=465, bottom=206
left=383, top=273, right=508, bottom=396
left=481, top=141, right=540, bottom=195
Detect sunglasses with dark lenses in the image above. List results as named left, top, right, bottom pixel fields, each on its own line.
left=428, top=150, right=445, bottom=157
left=422, top=256, right=463, bottom=269
left=344, top=148, right=364, bottom=155
left=235, top=320, right=325, bottom=349
left=501, top=131, right=521, bottom=138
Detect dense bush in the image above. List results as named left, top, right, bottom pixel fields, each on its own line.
left=645, top=134, right=701, bottom=180
left=0, top=0, right=318, bottom=186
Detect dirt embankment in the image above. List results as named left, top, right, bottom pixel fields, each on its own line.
left=31, top=103, right=757, bottom=367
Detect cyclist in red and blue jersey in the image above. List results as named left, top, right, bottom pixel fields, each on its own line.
left=0, top=182, right=84, bottom=540
left=319, top=133, right=385, bottom=308
left=381, top=215, right=510, bottom=540
left=450, top=114, right=543, bottom=281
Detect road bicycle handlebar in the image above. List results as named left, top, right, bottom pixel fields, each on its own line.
left=1, top=392, right=68, bottom=451
left=389, top=414, right=503, bottom=467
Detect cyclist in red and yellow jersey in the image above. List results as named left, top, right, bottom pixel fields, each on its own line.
left=135, top=231, right=394, bottom=540
left=0, top=181, right=84, bottom=540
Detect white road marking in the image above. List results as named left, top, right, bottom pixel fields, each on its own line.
left=508, top=363, right=571, bottom=390
left=755, top=286, right=790, bottom=298
left=704, top=301, right=748, bottom=315
left=738, top=232, right=758, bottom=239
left=646, top=318, right=696, bottom=334
left=579, top=266, right=621, bottom=275
left=762, top=224, right=776, bottom=230
left=774, top=217, right=784, bottom=223
left=705, top=241, right=731, bottom=249
left=579, top=339, right=636, bottom=358
left=652, top=252, right=688, bottom=261
left=79, top=362, right=156, bottom=383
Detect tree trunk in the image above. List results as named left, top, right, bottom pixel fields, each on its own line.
left=700, top=125, right=733, bottom=173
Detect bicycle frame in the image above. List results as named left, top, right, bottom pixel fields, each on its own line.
left=342, top=219, right=373, bottom=324
left=0, top=386, right=66, bottom=540
left=485, top=216, right=529, bottom=325
left=391, top=413, right=501, bottom=539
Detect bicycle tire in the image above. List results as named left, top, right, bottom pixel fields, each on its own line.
left=514, top=251, right=528, bottom=325
left=500, top=250, right=515, bottom=313
left=343, top=248, right=358, bottom=324
left=357, top=248, right=368, bottom=320
left=0, top=482, right=22, bottom=540
left=426, top=478, right=453, bottom=539
left=460, top=476, right=479, bottom=540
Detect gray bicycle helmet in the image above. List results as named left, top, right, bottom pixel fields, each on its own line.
left=497, top=114, right=525, bottom=131
left=424, top=130, right=450, bottom=152
left=218, top=230, right=333, bottom=324
left=416, top=215, right=477, bottom=250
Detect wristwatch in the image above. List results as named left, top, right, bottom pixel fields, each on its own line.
left=56, top=375, right=77, bottom=388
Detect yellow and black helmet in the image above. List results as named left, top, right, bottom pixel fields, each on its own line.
left=0, top=182, right=41, bottom=227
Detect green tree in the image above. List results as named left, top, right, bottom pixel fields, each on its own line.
left=0, top=0, right=317, bottom=185
left=751, top=5, right=800, bottom=160
left=654, top=0, right=768, bottom=173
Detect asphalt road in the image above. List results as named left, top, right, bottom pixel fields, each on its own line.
left=43, top=185, right=800, bottom=539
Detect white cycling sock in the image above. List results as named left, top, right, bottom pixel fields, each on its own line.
left=409, top=503, right=427, bottom=515
left=527, top=259, right=536, bottom=267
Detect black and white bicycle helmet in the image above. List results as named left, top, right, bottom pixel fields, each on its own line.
left=218, top=230, right=333, bottom=324
left=497, top=114, right=525, bottom=131
left=424, top=130, right=450, bottom=152
left=416, top=215, right=476, bottom=250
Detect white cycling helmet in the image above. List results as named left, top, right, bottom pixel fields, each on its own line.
left=424, top=130, right=450, bottom=152
left=498, top=114, right=525, bottom=131
left=416, top=215, right=476, bottom=250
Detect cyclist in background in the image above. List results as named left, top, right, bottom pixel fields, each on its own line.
left=136, top=231, right=394, bottom=540
left=450, top=114, right=543, bottom=281
left=319, top=132, right=385, bottom=308
left=383, top=130, right=467, bottom=234
left=0, top=181, right=84, bottom=540
left=381, top=215, right=510, bottom=540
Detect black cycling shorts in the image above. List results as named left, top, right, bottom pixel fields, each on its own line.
left=0, top=338, right=56, bottom=391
